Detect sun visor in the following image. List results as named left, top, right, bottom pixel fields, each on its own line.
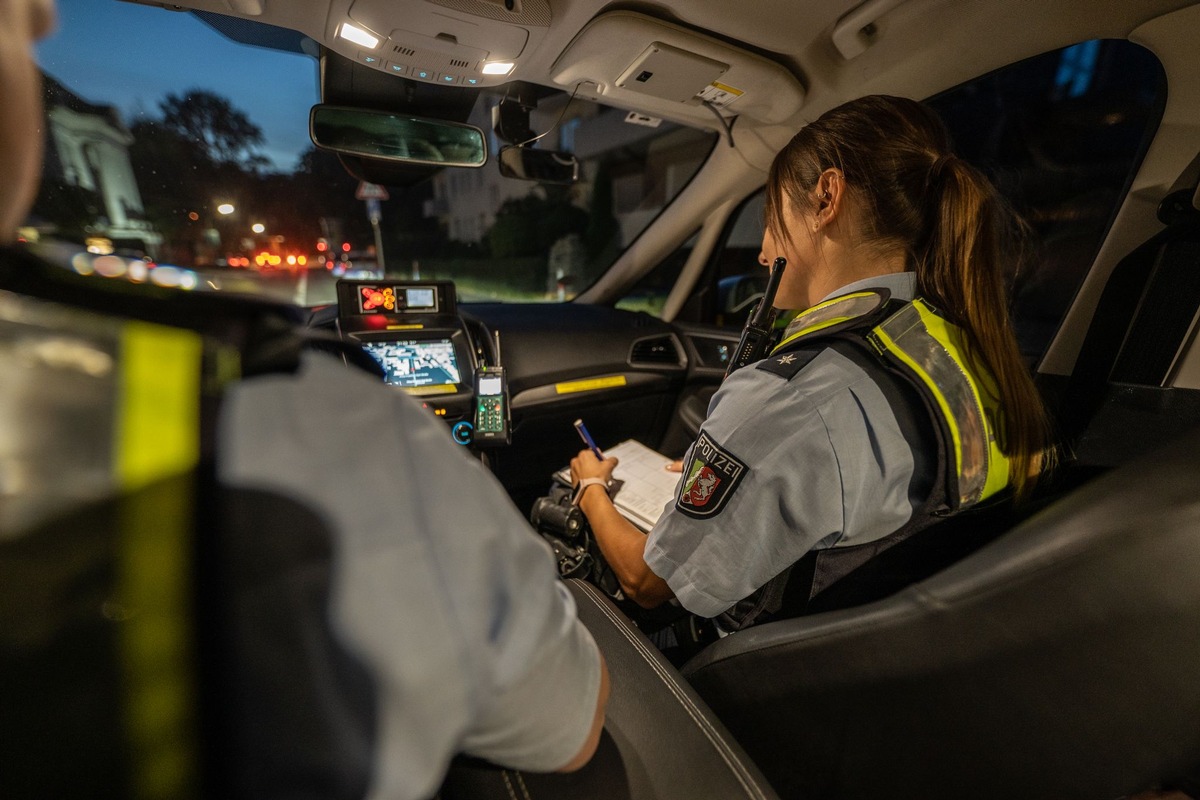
left=550, top=11, right=805, bottom=126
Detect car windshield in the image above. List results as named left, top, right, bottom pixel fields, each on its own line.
left=30, top=1, right=716, bottom=307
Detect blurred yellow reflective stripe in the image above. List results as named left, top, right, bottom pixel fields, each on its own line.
left=115, top=322, right=203, bottom=491
left=117, top=476, right=201, bottom=800
left=115, top=321, right=205, bottom=798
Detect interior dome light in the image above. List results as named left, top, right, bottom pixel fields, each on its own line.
left=482, top=61, right=515, bottom=75
left=340, top=23, right=380, bottom=49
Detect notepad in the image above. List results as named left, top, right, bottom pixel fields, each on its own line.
left=554, top=439, right=681, bottom=531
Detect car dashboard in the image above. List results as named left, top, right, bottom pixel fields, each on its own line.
left=312, top=278, right=739, bottom=510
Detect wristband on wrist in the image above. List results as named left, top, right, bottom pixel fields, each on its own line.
left=572, top=477, right=610, bottom=506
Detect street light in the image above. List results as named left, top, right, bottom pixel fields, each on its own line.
left=251, top=223, right=265, bottom=234
left=217, top=203, right=235, bottom=215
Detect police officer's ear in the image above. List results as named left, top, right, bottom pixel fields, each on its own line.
left=813, top=168, right=847, bottom=232
left=0, top=0, right=58, bottom=237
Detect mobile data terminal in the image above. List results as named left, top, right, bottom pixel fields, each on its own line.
left=334, top=279, right=512, bottom=449
left=336, top=279, right=470, bottom=392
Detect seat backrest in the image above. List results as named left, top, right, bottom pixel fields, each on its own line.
left=1057, top=194, right=1200, bottom=465
left=439, top=579, right=781, bottom=800
left=681, top=426, right=1200, bottom=800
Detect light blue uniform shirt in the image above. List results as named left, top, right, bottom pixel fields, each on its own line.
left=220, top=353, right=601, bottom=800
left=645, top=273, right=921, bottom=618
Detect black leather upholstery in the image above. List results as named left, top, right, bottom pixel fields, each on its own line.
left=682, top=427, right=1200, bottom=800
left=440, top=579, right=780, bottom=800
left=1057, top=214, right=1200, bottom=461
left=568, top=580, right=778, bottom=800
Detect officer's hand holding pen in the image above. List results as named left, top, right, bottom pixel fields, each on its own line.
left=570, top=447, right=618, bottom=478
left=571, top=419, right=616, bottom=502
left=570, top=449, right=618, bottom=499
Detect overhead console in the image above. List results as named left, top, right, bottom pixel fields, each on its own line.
left=329, top=0, right=551, bottom=88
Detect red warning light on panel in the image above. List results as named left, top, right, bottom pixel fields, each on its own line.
left=359, top=285, right=397, bottom=314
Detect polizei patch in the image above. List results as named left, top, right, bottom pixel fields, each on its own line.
left=675, top=432, right=747, bottom=518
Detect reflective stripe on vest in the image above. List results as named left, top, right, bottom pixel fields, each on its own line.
left=867, top=298, right=1011, bottom=508
left=1, top=290, right=213, bottom=797
left=118, top=321, right=204, bottom=490
left=771, top=291, right=1012, bottom=510
left=773, top=290, right=890, bottom=353
left=115, top=322, right=206, bottom=798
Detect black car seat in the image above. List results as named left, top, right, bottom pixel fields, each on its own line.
left=680, top=424, right=1200, bottom=800
left=439, top=579, right=779, bottom=800
left=1058, top=188, right=1200, bottom=465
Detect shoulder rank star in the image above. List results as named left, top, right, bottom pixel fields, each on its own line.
left=777, top=354, right=797, bottom=364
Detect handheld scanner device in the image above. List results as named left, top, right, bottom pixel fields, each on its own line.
left=473, top=331, right=511, bottom=447
left=726, top=257, right=787, bottom=377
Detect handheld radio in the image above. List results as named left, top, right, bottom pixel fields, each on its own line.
left=726, top=257, right=787, bottom=377
left=473, top=331, right=511, bottom=446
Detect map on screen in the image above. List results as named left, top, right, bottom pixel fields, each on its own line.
left=361, top=339, right=461, bottom=388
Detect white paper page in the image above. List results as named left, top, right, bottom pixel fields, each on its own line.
left=552, top=439, right=680, bottom=530
left=605, top=440, right=680, bottom=530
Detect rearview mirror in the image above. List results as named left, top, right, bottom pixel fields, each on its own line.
left=497, top=145, right=579, bottom=185
left=309, top=105, right=486, bottom=168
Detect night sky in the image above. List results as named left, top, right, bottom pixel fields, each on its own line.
left=36, top=0, right=321, bottom=169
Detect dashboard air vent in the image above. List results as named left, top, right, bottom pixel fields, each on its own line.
left=630, top=335, right=682, bottom=366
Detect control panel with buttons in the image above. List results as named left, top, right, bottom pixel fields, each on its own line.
left=351, top=51, right=490, bottom=87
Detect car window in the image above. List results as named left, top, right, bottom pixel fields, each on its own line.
left=28, top=2, right=716, bottom=307
left=710, top=191, right=766, bottom=328
left=929, top=39, right=1165, bottom=363
left=617, top=193, right=765, bottom=327
left=613, top=231, right=698, bottom=317
left=670, top=39, right=1165, bottom=357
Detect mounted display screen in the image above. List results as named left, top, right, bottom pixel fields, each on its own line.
left=361, top=339, right=462, bottom=389
left=338, top=280, right=458, bottom=321
left=356, top=284, right=439, bottom=315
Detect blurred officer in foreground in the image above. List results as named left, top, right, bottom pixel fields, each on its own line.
left=0, top=1, right=607, bottom=796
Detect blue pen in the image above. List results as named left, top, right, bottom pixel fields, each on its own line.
left=573, top=418, right=604, bottom=460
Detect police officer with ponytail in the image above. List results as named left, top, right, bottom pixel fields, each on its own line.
left=571, top=94, right=1055, bottom=632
